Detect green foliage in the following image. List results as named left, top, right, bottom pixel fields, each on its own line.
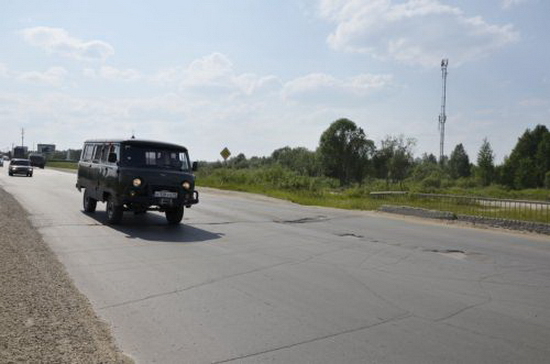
left=502, top=124, right=550, bottom=189
left=198, top=164, right=338, bottom=193
left=448, top=143, right=471, bottom=178
left=477, top=138, right=495, bottom=186
left=318, top=118, right=375, bottom=185
left=271, top=146, right=321, bottom=176
left=196, top=120, right=548, bottom=211
left=514, top=158, right=538, bottom=189
left=373, top=135, right=416, bottom=186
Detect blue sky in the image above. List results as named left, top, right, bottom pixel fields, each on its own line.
left=1, top=0, right=548, bottom=162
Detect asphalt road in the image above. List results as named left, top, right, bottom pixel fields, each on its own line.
left=1, top=167, right=550, bottom=364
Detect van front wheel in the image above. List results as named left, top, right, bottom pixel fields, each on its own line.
left=83, top=189, right=97, bottom=213
left=106, top=197, right=123, bottom=224
left=166, top=206, right=184, bottom=225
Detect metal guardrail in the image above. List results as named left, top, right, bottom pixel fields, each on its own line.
left=370, top=192, right=550, bottom=224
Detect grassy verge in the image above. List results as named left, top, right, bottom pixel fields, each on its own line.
left=46, top=161, right=78, bottom=170
left=197, top=167, right=550, bottom=224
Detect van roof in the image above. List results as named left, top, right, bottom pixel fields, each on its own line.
left=83, top=139, right=188, bottom=151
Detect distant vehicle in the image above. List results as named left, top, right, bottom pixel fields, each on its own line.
left=29, top=153, right=46, bottom=168
left=76, top=139, right=199, bottom=225
left=8, top=159, right=33, bottom=177
left=12, top=146, right=27, bottom=159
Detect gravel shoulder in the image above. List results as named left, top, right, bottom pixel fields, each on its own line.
left=0, top=186, right=133, bottom=364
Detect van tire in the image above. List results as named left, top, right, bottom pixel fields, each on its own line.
left=106, top=196, right=123, bottom=224
left=83, top=189, right=97, bottom=213
left=166, top=206, right=184, bottom=225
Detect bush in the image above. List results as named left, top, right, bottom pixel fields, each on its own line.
left=455, top=177, right=478, bottom=189
left=421, top=175, right=441, bottom=190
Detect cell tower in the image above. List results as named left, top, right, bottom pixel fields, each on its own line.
left=438, top=59, right=448, bottom=162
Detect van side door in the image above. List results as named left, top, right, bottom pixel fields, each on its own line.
left=77, top=143, right=95, bottom=191
left=100, top=143, right=120, bottom=197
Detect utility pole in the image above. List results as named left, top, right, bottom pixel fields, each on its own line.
left=439, top=59, right=448, bottom=163
left=21, top=128, right=25, bottom=147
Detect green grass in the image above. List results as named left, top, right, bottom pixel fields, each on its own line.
left=46, top=161, right=78, bottom=170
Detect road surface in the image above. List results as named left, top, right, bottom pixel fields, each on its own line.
left=1, top=167, right=549, bottom=363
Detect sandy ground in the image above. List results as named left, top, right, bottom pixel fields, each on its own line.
left=0, top=186, right=133, bottom=364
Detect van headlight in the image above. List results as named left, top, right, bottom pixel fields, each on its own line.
left=132, top=178, right=142, bottom=187
left=182, top=181, right=191, bottom=190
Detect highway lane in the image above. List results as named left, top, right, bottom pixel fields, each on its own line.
left=1, top=167, right=550, bottom=363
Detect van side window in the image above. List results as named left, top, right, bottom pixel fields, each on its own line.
left=92, top=144, right=103, bottom=163
left=100, top=144, right=111, bottom=163
left=82, top=144, right=94, bottom=162
left=104, top=144, right=119, bottom=164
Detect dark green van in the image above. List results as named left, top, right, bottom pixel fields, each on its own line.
left=76, top=139, right=199, bottom=225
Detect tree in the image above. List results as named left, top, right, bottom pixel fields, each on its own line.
left=373, top=135, right=416, bottom=186
left=514, top=158, right=538, bottom=189
left=448, top=143, right=471, bottom=179
left=410, top=153, right=441, bottom=181
left=535, top=133, right=550, bottom=185
left=271, top=146, right=320, bottom=176
left=229, top=153, right=248, bottom=169
left=477, top=138, right=495, bottom=186
left=502, top=124, right=549, bottom=188
left=318, top=118, right=375, bottom=185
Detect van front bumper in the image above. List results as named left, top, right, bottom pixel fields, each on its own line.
left=123, top=190, right=199, bottom=210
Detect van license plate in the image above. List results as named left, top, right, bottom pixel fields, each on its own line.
left=154, top=191, right=177, bottom=199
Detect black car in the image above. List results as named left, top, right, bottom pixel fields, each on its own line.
left=9, top=159, right=33, bottom=177
left=76, top=139, right=199, bottom=225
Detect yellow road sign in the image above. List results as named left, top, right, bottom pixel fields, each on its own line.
left=220, top=147, right=231, bottom=161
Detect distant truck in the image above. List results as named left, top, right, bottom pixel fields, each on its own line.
left=29, top=153, right=46, bottom=168
left=13, top=146, right=27, bottom=159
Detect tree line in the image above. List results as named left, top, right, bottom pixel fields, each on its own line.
left=203, top=119, right=550, bottom=191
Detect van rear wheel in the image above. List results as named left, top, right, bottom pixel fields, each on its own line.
left=83, top=190, right=97, bottom=213
left=106, top=196, right=123, bottom=224
left=165, top=206, right=184, bottom=225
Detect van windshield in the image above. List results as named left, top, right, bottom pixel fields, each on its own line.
left=121, top=145, right=190, bottom=171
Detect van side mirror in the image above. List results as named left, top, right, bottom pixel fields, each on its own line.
left=108, top=153, right=117, bottom=163
left=192, top=161, right=198, bottom=171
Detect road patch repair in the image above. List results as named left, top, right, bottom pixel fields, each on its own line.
left=0, top=187, right=132, bottom=363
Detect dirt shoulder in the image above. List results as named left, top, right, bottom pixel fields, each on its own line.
left=0, top=186, right=133, bottom=364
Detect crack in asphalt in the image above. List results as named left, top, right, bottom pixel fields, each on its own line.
left=211, top=313, right=413, bottom=364
left=434, top=298, right=493, bottom=322
left=97, top=260, right=296, bottom=311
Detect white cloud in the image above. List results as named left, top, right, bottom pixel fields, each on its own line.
left=283, top=72, right=394, bottom=104
left=319, top=0, right=520, bottom=67
left=17, top=67, right=68, bottom=86
left=84, top=66, right=141, bottom=81
left=502, top=0, right=528, bottom=9
left=151, top=53, right=282, bottom=97
left=21, top=26, right=114, bottom=62
left=0, top=63, right=9, bottom=78
left=184, top=52, right=234, bottom=87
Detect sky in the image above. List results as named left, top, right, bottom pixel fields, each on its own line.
left=1, top=0, right=548, bottom=163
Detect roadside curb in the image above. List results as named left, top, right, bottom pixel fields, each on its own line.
left=379, top=204, right=550, bottom=235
